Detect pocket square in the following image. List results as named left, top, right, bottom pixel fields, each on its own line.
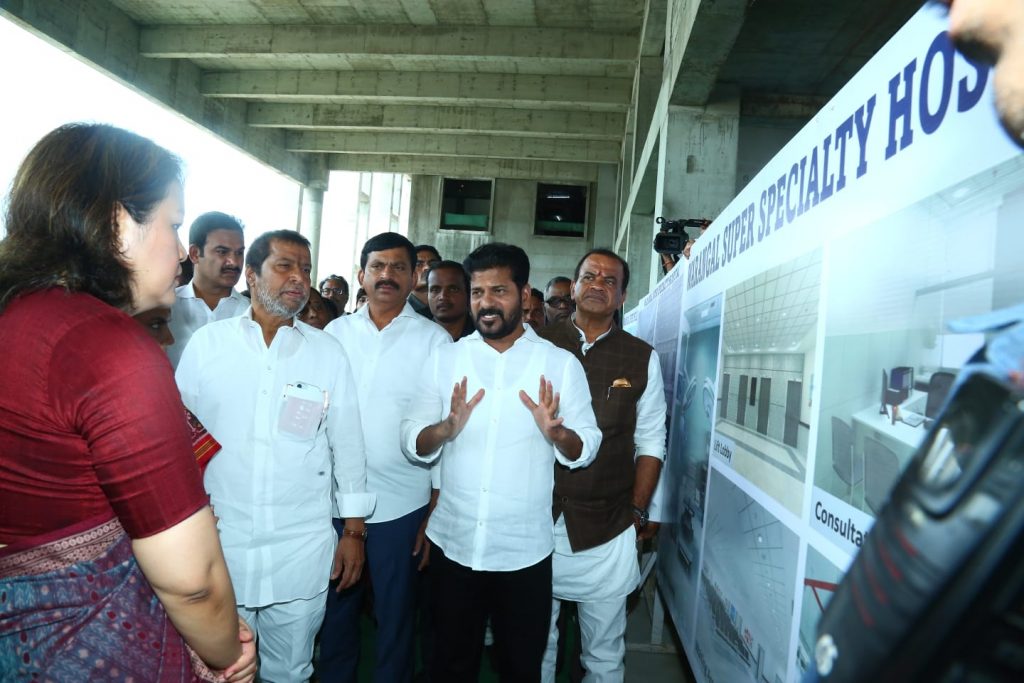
left=611, top=378, right=631, bottom=388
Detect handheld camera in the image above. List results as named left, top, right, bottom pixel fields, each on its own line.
left=814, top=371, right=1024, bottom=682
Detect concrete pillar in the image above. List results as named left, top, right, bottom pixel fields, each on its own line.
left=618, top=132, right=634, bottom=224
left=299, top=185, right=325, bottom=283
left=299, top=155, right=329, bottom=283
left=592, top=163, right=618, bottom=248
left=626, top=212, right=656, bottom=311
left=407, top=175, right=443, bottom=245
left=648, top=93, right=740, bottom=291
left=660, top=94, right=740, bottom=223
left=633, top=57, right=664, bottom=177
left=368, top=172, right=397, bottom=234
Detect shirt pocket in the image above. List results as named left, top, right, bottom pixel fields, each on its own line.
left=599, top=385, right=642, bottom=427
left=273, top=381, right=328, bottom=446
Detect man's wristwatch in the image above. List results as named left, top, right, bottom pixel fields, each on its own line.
left=632, top=505, right=649, bottom=529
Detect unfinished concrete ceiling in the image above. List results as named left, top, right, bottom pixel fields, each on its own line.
left=2, top=0, right=923, bottom=186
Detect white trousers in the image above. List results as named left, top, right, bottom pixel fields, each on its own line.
left=237, top=589, right=327, bottom=683
left=540, top=597, right=627, bottom=683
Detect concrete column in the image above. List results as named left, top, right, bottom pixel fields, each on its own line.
left=407, top=175, right=443, bottom=245
left=647, top=93, right=740, bottom=291
left=633, top=57, right=664, bottom=176
left=592, top=163, right=618, bottom=248
left=626, top=212, right=656, bottom=311
left=368, top=172, right=396, bottom=234
left=299, top=186, right=325, bottom=283
left=299, top=155, right=329, bottom=283
left=659, top=95, right=740, bottom=223
left=618, top=130, right=635, bottom=223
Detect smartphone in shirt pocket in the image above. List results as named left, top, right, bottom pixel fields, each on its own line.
left=278, top=382, right=328, bottom=439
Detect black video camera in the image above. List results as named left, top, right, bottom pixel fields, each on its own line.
left=653, top=217, right=710, bottom=255
left=812, top=370, right=1024, bottom=682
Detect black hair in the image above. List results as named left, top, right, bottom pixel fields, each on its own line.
left=360, top=233, right=417, bottom=271
left=530, top=287, right=544, bottom=301
left=463, top=243, right=530, bottom=290
left=428, top=260, right=470, bottom=292
left=0, top=123, right=182, bottom=312
left=318, top=274, right=349, bottom=296
left=545, top=275, right=572, bottom=291
left=245, top=230, right=311, bottom=272
left=188, top=211, right=244, bottom=253
left=414, top=244, right=442, bottom=261
left=321, top=297, right=340, bottom=319
left=572, top=248, right=630, bottom=292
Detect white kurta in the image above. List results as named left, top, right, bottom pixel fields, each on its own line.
left=554, top=323, right=668, bottom=601
left=400, top=326, right=601, bottom=572
left=324, top=303, right=451, bottom=522
left=176, top=310, right=375, bottom=607
left=167, top=282, right=248, bottom=369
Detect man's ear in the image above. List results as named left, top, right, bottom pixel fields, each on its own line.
left=244, top=265, right=256, bottom=290
left=188, top=244, right=202, bottom=265
left=356, top=269, right=365, bottom=288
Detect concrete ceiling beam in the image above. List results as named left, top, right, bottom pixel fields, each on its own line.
left=669, top=0, right=747, bottom=106
left=327, top=154, right=601, bottom=182
left=740, top=93, right=829, bottom=121
left=247, top=103, right=625, bottom=140
left=202, top=71, right=632, bottom=112
left=287, top=131, right=620, bottom=164
left=139, top=24, right=638, bottom=62
left=639, top=0, right=668, bottom=58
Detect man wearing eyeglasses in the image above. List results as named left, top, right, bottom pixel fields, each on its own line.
left=544, top=276, right=575, bottom=326
left=320, top=275, right=350, bottom=315
left=409, top=244, right=442, bottom=320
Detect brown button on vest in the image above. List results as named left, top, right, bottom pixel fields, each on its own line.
left=540, top=319, right=652, bottom=552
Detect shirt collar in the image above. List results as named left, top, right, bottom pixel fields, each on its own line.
left=354, top=301, right=421, bottom=328
left=176, top=281, right=245, bottom=302
left=235, top=305, right=310, bottom=340
left=464, top=321, right=546, bottom=348
left=570, top=314, right=615, bottom=346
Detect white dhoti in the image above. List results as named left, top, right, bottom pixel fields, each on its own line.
left=540, top=514, right=639, bottom=683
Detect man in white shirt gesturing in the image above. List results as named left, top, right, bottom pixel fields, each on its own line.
left=319, top=232, right=451, bottom=682
left=176, top=230, right=374, bottom=683
left=401, top=242, right=602, bottom=683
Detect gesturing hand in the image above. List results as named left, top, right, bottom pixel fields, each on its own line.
left=519, top=375, right=566, bottom=441
left=441, top=376, right=485, bottom=442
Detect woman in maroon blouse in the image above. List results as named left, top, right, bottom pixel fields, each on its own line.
left=0, top=123, right=256, bottom=681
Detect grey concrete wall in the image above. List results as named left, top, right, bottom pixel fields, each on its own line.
left=407, top=168, right=620, bottom=292
left=735, top=121, right=805, bottom=195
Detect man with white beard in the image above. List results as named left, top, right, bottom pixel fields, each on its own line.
left=176, top=229, right=374, bottom=683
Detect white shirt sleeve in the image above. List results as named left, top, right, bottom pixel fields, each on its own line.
left=635, top=350, right=668, bottom=460
left=637, top=349, right=669, bottom=522
left=553, top=354, right=601, bottom=470
left=327, top=349, right=376, bottom=518
left=400, top=348, right=446, bottom=463
left=174, top=327, right=203, bottom=411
